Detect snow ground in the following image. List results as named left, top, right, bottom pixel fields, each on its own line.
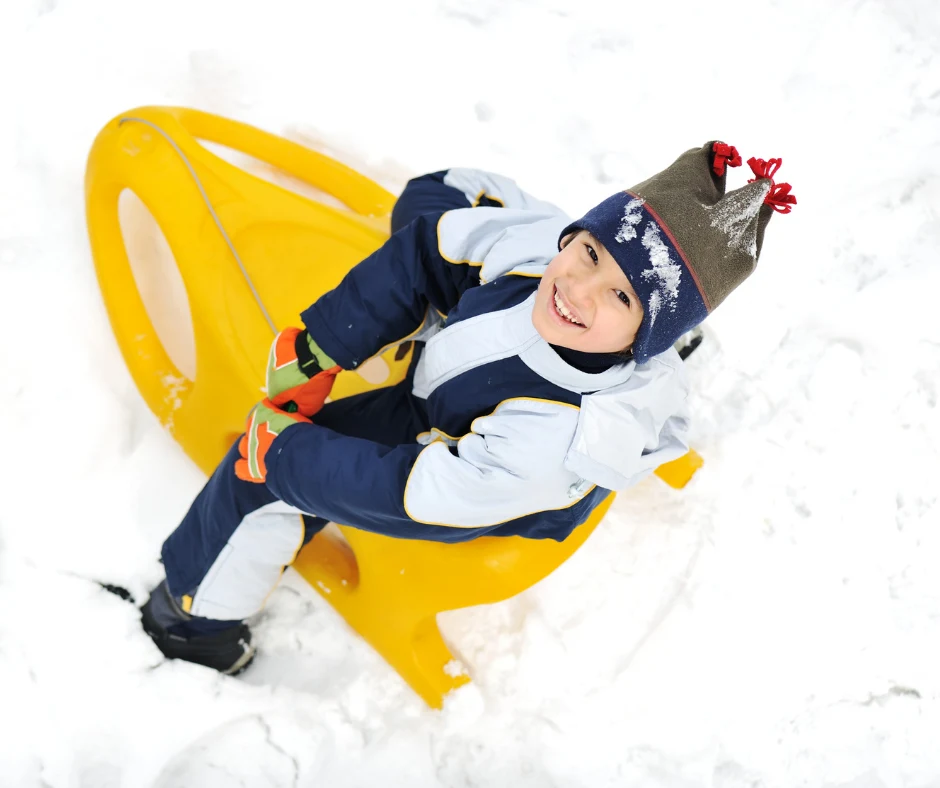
left=1, top=0, right=939, bottom=786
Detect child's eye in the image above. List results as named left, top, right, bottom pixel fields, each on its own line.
left=616, top=290, right=631, bottom=307
left=584, top=243, right=599, bottom=265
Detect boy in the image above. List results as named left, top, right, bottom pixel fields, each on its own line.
left=141, top=142, right=795, bottom=674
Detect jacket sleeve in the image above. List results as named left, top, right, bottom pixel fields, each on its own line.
left=565, top=350, right=691, bottom=491
left=439, top=168, right=567, bottom=216
left=299, top=211, right=481, bottom=370
left=263, top=398, right=586, bottom=541
left=301, top=168, right=568, bottom=370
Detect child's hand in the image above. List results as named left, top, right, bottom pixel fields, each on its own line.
left=266, top=327, right=341, bottom=417
left=235, top=399, right=311, bottom=483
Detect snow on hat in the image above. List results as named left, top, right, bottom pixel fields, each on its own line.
left=560, top=141, right=797, bottom=363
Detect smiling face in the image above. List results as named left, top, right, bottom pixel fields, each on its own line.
left=532, top=230, right=644, bottom=354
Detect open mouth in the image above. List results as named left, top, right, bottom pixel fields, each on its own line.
left=552, top=285, right=585, bottom=327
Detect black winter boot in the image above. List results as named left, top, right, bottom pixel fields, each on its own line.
left=140, top=580, right=255, bottom=675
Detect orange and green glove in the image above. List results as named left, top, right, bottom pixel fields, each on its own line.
left=266, top=327, right=342, bottom=417
left=235, top=398, right=311, bottom=483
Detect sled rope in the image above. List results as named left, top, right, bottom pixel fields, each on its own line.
left=118, top=116, right=279, bottom=335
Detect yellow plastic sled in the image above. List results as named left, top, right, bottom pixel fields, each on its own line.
left=85, top=106, right=703, bottom=708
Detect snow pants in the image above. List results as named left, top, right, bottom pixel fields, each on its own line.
left=160, top=172, right=473, bottom=623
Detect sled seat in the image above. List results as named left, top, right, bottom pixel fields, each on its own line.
left=85, top=106, right=702, bottom=707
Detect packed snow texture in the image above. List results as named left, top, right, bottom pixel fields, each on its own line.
left=614, top=197, right=645, bottom=244
left=640, top=223, right=681, bottom=325
left=708, top=180, right=770, bottom=259
left=1, top=0, right=939, bottom=786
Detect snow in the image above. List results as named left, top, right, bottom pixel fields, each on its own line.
left=1, top=0, right=939, bottom=786
left=614, top=197, right=645, bottom=244
left=640, top=222, right=682, bottom=325
left=708, top=180, right=770, bottom=258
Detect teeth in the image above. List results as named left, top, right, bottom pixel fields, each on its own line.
left=554, top=291, right=581, bottom=325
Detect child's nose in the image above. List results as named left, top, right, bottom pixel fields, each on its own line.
left=572, top=269, right=604, bottom=301
left=567, top=280, right=596, bottom=314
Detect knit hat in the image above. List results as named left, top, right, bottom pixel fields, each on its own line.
left=560, top=141, right=796, bottom=363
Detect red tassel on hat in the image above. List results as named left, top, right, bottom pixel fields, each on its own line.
left=712, top=142, right=743, bottom=177
left=764, top=182, right=796, bottom=214
left=747, top=156, right=797, bottom=214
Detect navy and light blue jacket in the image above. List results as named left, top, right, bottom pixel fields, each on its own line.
left=264, top=169, right=691, bottom=543
left=162, top=168, right=691, bottom=621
